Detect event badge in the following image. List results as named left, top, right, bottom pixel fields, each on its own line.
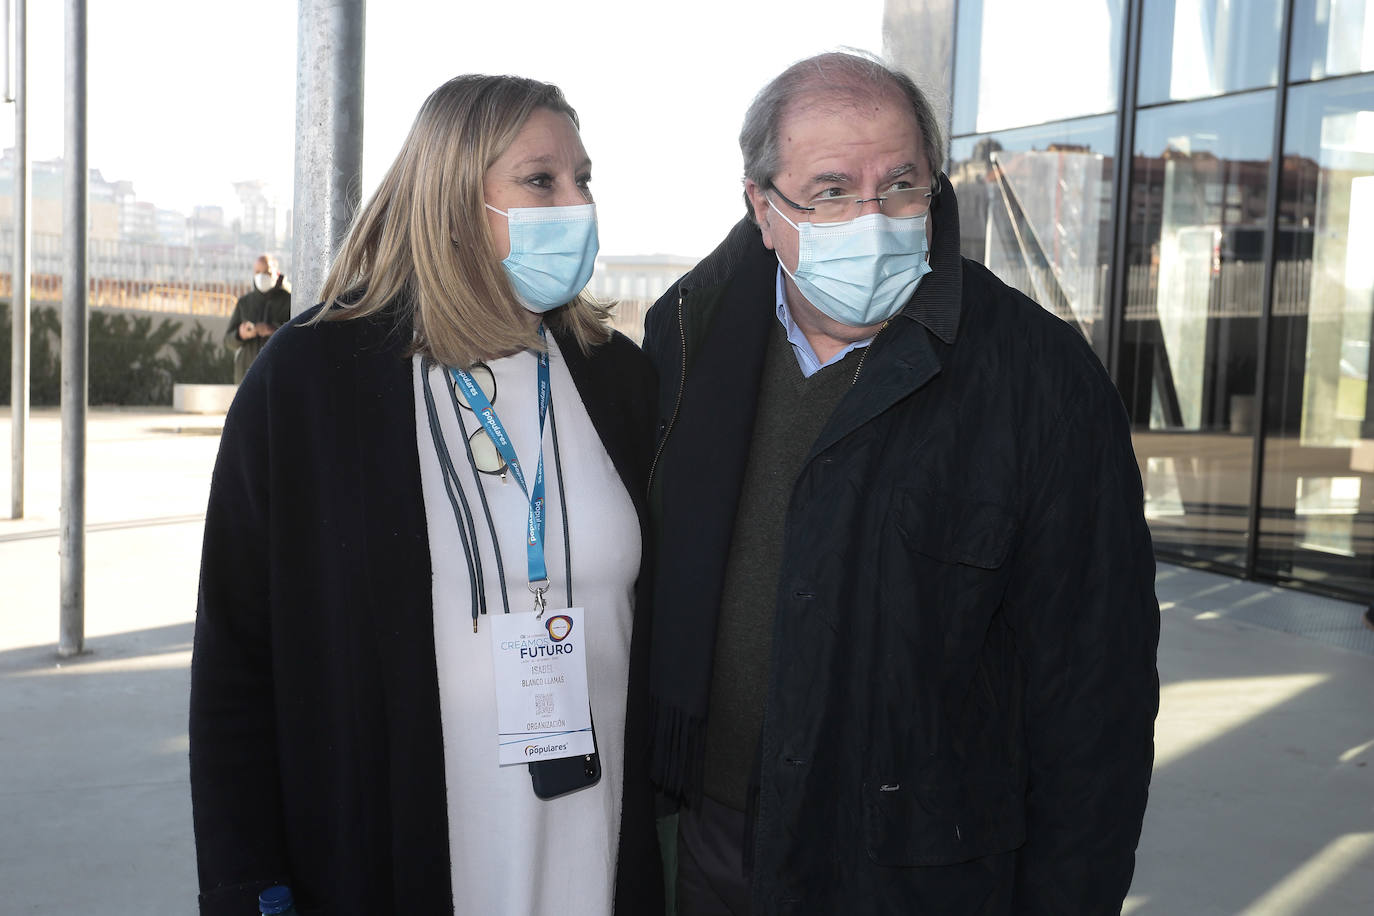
left=489, top=607, right=594, bottom=765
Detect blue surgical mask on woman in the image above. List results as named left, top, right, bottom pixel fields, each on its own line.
left=768, top=197, right=932, bottom=328
left=485, top=202, right=599, bottom=312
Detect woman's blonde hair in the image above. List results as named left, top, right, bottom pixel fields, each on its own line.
left=315, top=74, right=611, bottom=367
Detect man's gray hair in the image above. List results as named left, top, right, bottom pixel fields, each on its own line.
left=739, top=51, right=945, bottom=221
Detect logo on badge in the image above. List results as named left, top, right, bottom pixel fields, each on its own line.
left=545, top=614, right=573, bottom=642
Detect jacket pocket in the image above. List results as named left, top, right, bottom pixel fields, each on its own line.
left=892, top=488, right=1015, bottom=569
left=861, top=775, right=1025, bottom=867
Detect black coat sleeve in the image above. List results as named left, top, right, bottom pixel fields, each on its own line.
left=224, top=298, right=248, bottom=352
left=188, top=360, right=291, bottom=914
left=1004, top=368, right=1160, bottom=913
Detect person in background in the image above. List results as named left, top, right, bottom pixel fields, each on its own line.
left=190, top=74, right=662, bottom=915
left=223, top=253, right=291, bottom=383
left=643, top=50, right=1159, bottom=915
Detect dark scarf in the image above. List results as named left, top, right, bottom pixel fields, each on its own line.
left=646, top=220, right=777, bottom=804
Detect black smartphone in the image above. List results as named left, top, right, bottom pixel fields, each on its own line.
left=529, top=719, right=600, bottom=799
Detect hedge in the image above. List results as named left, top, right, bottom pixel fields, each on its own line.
left=0, top=301, right=235, bottom=406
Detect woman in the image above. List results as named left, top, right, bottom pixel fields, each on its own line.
left=189, top=75, right=662, bottom=915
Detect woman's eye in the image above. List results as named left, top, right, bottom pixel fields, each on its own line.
left=527, top=174, right=553, bottom=189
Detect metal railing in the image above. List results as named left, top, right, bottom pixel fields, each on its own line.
left=0, top=230, right=280, bottom=316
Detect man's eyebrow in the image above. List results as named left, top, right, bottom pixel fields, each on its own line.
left=804, top=162, right=920, bottom=187
left=807, top=170, right=853, bottom=186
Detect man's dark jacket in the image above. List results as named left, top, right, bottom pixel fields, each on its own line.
left=642, top=180, right=1160, bottom=914
left=223, top=278, right=292, bottom=383
left=190, top=302, right=663, bottom=914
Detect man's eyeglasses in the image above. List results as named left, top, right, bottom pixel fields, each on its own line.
left=767, top=173, right=939, bottom=223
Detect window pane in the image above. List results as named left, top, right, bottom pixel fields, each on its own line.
left=952, top=0, right=1124, bottom=135
left=1138, top=0, right=1284, bottom=105
left=1258, top=74, right=1374, bottom=596
left=949, top=116, right=1116, bottom=358
left=1290, top=0, right=1374, bottom=82
left=1119, top=92, right=1276, bottom=567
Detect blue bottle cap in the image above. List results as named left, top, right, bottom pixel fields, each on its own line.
left=258, top=885, right=294, bottom=914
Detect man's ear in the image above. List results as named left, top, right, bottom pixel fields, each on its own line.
left=745, top=180, right=776, bottom=251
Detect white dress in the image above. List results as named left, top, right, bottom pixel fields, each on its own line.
left=412, top=335, right=640, bottom=916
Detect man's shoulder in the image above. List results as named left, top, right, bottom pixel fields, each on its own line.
left=955, top=258, right=1117, bottom=406
left=960, top=259, right=1098, bottom=354
left=646, top=219, right=771, bottom=350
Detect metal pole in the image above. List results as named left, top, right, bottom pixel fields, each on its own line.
left=1243, top=0, right=1298, bottom=580
left=1106, top=0, right=1143, bottom=383
left=291, top=0, right=365, bottom=315
left=10, top=0, right=28, bottom=520
left=59, top=0, right=86, bottom=657
left=2, top=0, right=10, bottom=102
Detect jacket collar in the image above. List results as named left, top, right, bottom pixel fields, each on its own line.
left=899, top=171, right=962, bottom=344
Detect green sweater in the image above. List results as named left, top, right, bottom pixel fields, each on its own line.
left=702, top=321, right=862, bottom=811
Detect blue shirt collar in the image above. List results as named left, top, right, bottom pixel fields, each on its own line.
left=774, top=266, right=873, bottom=379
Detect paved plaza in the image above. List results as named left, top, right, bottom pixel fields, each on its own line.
left=1, top=408, right=1371, bottom=914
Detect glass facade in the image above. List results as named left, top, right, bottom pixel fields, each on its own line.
left=952, top=0, right=1125, bottom=134
left=949, top=117, right=1117, bottom=356
left=915, top=0, right=1374, bottom=599
left=1137, top=0, right=1284, bottom=104
left=1122, top=92, right=1274, bottom=567
left=1290, top=0, right=1374, bottom=81
left=1259, top=73, right=1374, bottom=592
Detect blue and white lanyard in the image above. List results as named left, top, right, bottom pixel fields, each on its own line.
left=449, top=326, right=552, bottom=614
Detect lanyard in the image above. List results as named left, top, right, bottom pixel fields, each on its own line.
left=449, top=327, right=551, bottom=613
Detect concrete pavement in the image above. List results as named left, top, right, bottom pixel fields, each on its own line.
left=1, top=408, right=1372, bottom=914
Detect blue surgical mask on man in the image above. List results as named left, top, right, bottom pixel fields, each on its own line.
left=768, top=197, right=931, bottom=328
left=485, top=202, right=599, bottom=313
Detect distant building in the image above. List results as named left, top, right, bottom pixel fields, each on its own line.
left=589, top=253, right=698, bottom=302
left=233, top=179, right=278, bottom=251
left=156, top=208, right=190, bottom=247
left=124, top=201, right=159, bottom=244
left=0, top=148, right=293, bottom=316
left=589, top=254, right=699, bottom=341
left=0, top=150, right=116, bottom=239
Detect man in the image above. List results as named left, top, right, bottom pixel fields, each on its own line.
left=224, top=254, right=291, bottom=383
left=643, top=52, right=1159, bottom=915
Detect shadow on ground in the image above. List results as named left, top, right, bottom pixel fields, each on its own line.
left=1125, top=568, right=1374, bottom=915
left=0, top=620, right=199, bottom=916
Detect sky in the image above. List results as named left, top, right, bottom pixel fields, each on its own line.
left=3, top=0, right=887, bottom=259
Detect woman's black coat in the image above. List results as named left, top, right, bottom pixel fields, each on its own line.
left=189, top=303, right=663, bottom=915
